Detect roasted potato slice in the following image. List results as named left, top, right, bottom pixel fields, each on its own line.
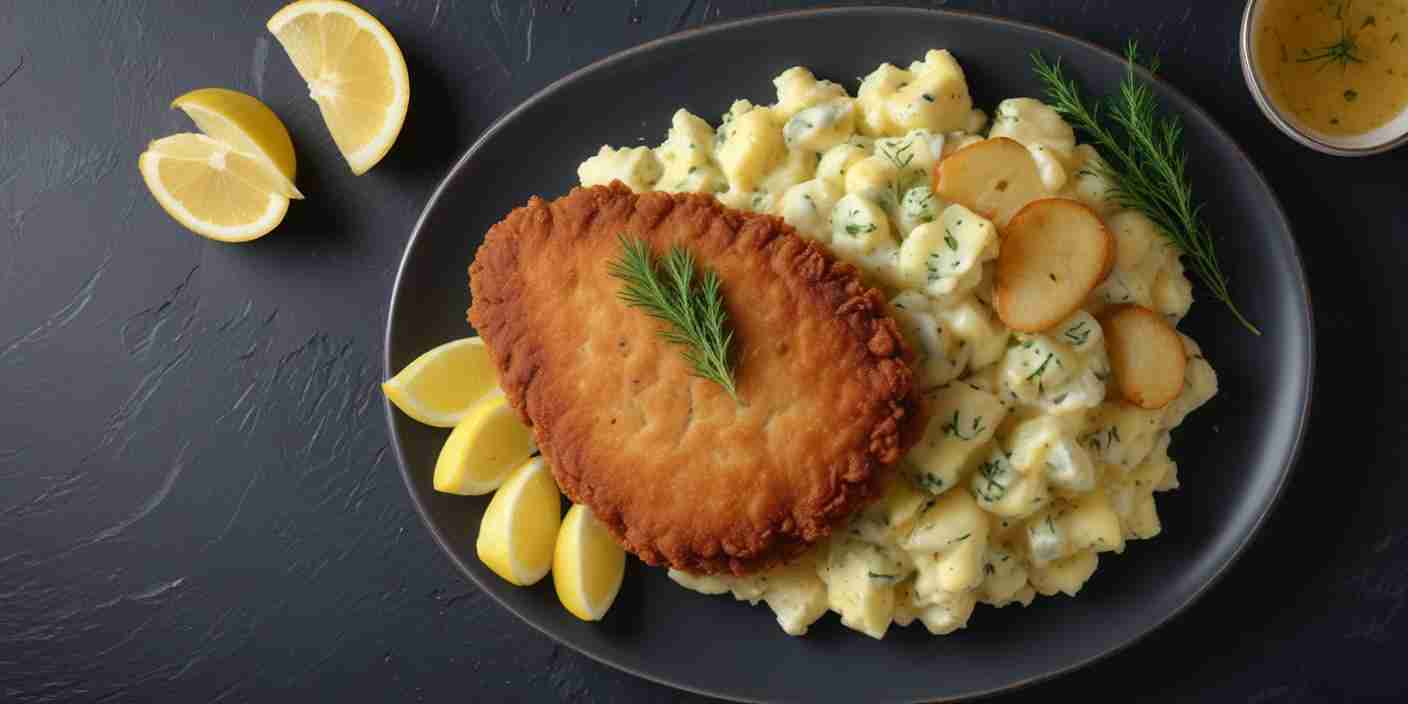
left=994, top=198, right=1114, bottom=332
left=931, top=137, right=1047, bottom=227
left=1100, top=304, right=1188, bottom=409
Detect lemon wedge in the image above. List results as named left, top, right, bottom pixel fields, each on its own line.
left=477, top=457, right=562, bottom=586
left=171, top=88, right=303, bottom=199
left=554, top=504, right=627, bottom=621
left=382, top=337, right=498, bottom=428
left=138, top=134, right=291, bottom=243
left=266, top=0, right=410, bottom=174
left=433, top=393, right=535, bottom=496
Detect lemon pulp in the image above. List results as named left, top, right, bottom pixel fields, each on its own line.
left=171, top=88, right=303, bottom=198
left=138, top=133, right=290, bottom=242
left=267, top=0, right=410, bottom=174
left=554, top=504, right=627, bottom=621
left=433, top=393, right=535, bottom=496
left=382, top=337, right=498, bottom=428
left=477, top=457, right=562, bottom=586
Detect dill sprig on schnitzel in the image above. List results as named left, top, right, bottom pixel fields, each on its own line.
left=609, top=235, right=740, bottom=401
left=1032, top=42, right=1260, bottom=335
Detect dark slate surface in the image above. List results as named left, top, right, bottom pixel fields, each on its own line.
left=0, top=1, right=1401, bottom=702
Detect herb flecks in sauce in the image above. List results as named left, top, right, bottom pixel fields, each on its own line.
left=1257, top=0, right=1408, bottom=135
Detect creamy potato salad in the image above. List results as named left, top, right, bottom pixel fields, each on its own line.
left=577, top=50, right=1217, bottom=639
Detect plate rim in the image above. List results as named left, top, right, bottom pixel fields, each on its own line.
left=382, top=6, right=1315, bottom=702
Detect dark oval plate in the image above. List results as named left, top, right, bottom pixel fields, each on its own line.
left=384, top=8, right=1313, bottom=702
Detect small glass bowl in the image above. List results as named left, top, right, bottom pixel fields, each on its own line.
left=1240, top=0, right=1408, bottom=156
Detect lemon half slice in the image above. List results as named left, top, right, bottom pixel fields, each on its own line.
left=171, top=88, right=303, bottom=199
left=138, top=134, right=291, bottom=243
left=477, top=457, right=562, bottom=586
left=554, top=504, right=626, bottom=621
left=433, top=393, right=535, bottom=496
left=267, top=0, right=410, bottom=174
left=382, top=337, right=498, bottom=428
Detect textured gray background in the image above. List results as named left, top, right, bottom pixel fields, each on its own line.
left=0, top=1, right=1402, bottom=702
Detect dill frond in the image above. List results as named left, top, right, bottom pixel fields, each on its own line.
left=1032, top=42, right=1260, bottom=335
left=608, top=235, right=741, bottom=400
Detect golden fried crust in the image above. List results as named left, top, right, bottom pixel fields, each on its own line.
left=469, top=182, right=924, bottom=576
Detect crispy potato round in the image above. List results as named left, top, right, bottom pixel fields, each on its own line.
left=1101, top=304, right=1188, bottom=409
left=994, top=198, right=1114, bottom=332
left=932, top=137, right=1047, bottom=227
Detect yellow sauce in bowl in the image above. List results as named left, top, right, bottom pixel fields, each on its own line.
left=1255, top=0, right=1408, bottom=135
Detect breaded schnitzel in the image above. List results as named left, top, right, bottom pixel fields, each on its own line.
left=468, top=182, right=924, bottom=576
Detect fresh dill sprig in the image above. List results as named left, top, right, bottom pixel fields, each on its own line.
left=608, top=235, right=740, bottom=401
left=1031, top=41, right=1261, bottom=335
